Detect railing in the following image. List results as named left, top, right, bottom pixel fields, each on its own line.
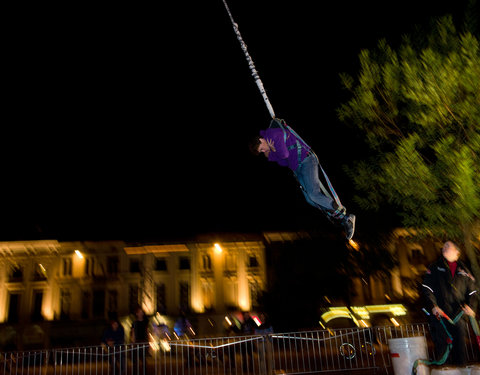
left=1, top=323, right=479, bottom=375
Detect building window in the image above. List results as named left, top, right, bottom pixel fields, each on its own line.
left=130, top=259, right=141, bottom=273
left=248, top=255, right=259, bottom=268
left=93, top=290, right=106, bottom=318
left=202, top=255, right=212, bottom=271
left=81, top=291, right=91, bottom=319
left=108, top=290, right=118, bottom=315
left=129, top=284, right=139, bottom=313
left=224, top=279, right=238, bottom=308
left=225, top=253, right=236, bottom=272
left=9, top=266, right=23, bottom=282
left=156, top=284, right=166, bottom=314
left=107, top=256, right=119, bottom=275
left=7, top=293, right=21, bottom=323
left=63, top=258, right=72, bottom=276
left=155, top=258, right=167, bottom=271
left=249, top=280, right=261, bottom=308
left=85, top=258, right=95, bottom=276
left=179, top=282, right=189, bottom=311
left=202, top=282, right=214, bottom=311
left=32, top=290, right=44, bottom=321
left=60, top=288, right=71, bottom=319
left=179, top=257, right=190, bottom=270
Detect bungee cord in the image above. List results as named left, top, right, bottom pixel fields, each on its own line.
left=221, top=0, right=347, bottom=223
left=221, top=0, right=276, bottom=119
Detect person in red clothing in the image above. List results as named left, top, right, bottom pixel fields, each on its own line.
left=422, top=241, right=478, bottom=365
left=250, top=120, right=355, bottom=240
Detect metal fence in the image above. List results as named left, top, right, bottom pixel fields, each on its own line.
left=1, top=324, right=479, bottom=375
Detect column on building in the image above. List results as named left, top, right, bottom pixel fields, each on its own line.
left=237, top=245, right=250, bottom=311
left=190, top=244, right=203, bottom=313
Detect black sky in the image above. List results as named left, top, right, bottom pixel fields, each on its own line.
left=2, top=0, right=473, bottom=241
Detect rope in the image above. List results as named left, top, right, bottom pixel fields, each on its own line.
left=221, top=0, right=276, bottom=119
left=411, top=311, right=480, bottom=374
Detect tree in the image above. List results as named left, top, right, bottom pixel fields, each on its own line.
left=338, top=16, right=480, bottom=279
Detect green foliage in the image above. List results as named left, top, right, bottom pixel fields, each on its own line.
left=338, top=16, right=480, bottom=245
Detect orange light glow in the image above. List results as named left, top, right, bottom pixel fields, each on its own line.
left=214, top=243, right=223, bottom=254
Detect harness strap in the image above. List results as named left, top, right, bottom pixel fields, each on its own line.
left=271, top=119, right=343, bottom=208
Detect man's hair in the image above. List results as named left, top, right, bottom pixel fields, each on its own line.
left=248, top=136, right=262, bottom=155
left=442, top=241, right=460, bottom=253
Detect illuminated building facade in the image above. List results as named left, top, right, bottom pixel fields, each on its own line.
left=349, top=229, right=443, bottom=307
left=0, top=236, right=266, bottom=325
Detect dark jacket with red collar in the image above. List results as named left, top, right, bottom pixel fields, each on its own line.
left=422, top=256, right=478, bottom=317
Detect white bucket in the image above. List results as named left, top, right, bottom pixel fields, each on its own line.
left=431, top=368, right=462, bottom=375
left=388, top=336, right=430, bottom=375
left=459, top=366, right=472, bottom=375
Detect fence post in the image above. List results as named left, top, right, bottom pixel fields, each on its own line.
left=265, top=334, right=274, bottom=375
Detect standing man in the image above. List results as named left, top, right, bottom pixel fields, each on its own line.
left=422, top=241, right=478, bottom=365
left=130, top=307, right=149, bottom=375
left=250, top=121, right=355, bottom=240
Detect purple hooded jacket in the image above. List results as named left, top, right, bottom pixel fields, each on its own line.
left=259, top=127, right=311, bottom=171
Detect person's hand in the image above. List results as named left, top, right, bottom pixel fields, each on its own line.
left=266, top=138, right=276, bottom=152
left=432, top=306, right=445, bottom=320
left=462, top=305, right=476, bottom=317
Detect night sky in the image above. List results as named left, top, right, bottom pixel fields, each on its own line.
left=2, top=0, right=473, bottom=241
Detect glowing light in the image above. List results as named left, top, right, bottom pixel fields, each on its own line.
left=351, top=306, right=370, bottom=319
left=390, top=317, right=400, bottom=327
left=160, top=339, right=171, bottom=352
left=252, top=315, right=262, bottom=326
left=238, top=297, right=250, bottom=311
left=214, top=243, right=223, bottom=254
left=319, top=321, right=326, bottom=329
left=348, top=240, right=360, bottom=251
left=225, top=316, right=232, bottom=326
left=39, top=264, right=46, bottom=272
left=75, top=250, right=83, bottom=259
left=42, top=305, right=54, bottom=320
left=321, top=304, right=408, bottom=323
left=149, top=341, right=160, bottom=351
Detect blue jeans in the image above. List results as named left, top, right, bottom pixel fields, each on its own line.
left=293, top=154, right=336, bottom=213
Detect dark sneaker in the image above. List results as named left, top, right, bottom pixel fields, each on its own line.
left=344, top=214, right=356, bottom=240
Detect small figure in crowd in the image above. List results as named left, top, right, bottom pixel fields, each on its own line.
left=101, top=314, right=125, bottom=375
left=174, top=311, right=193, bottom=339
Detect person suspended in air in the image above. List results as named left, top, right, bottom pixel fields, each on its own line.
left=249, top=119, right=356, bottom=240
